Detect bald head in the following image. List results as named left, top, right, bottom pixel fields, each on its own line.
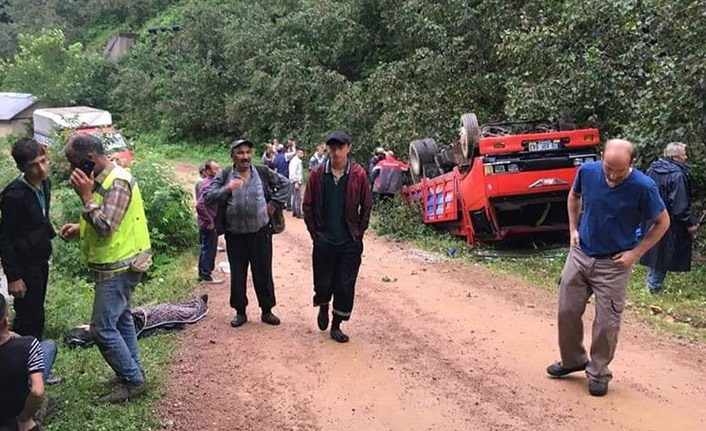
left=602, top=139, right=635, bottom=187
left=604, top=139, right=635, bottom=163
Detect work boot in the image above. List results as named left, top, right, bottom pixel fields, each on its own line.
left=546, top=361, right=588, bottom=377
left=261, top=312, right=281, bottom=326
left=230, top=313, right=248, bottom=327
left=330, top=315, right=349, bottom=343
left=102, top=381, right=147, bottom=403
left=588, top=379, right=609, bottom=396
left=330, top=328, right=349, bottom=343
left=317, top=304, right=329, bottom=331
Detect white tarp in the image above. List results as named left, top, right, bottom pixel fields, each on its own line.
left=33, top=107, right=112, bottom=142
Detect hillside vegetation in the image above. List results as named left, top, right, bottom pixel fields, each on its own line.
left=1, top=0, right=704, bottom=190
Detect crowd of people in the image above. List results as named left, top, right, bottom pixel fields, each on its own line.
left=0, top=131, right=700, bottom=429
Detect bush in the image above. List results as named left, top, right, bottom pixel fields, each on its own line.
left=128, top=155, right=198, bottom=256
left=372, top=196, right=436, bottom=241
left=0, top=136, right=18, bottom=192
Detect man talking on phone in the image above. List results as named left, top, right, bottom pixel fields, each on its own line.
left=59, top=134, right=152, bottom=403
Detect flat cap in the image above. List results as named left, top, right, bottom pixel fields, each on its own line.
left=324, top=130, right=351, bottom=146
left=230, top=139, right=254, bottom=151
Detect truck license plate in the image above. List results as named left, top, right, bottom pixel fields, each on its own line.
left=528, top=140, right=560, bottom=152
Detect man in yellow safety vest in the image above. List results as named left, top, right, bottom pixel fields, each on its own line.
left=59, top=134, right=152, bottom=403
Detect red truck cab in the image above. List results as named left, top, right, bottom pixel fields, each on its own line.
left=402, top=114, right=600, bottom=245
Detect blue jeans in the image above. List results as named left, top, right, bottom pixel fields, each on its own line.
left=198, top=228, right=218, bottom=279
left=41, top=339, right=57, bottom=382
left=90, top=271, right=144, bottom=385
left=646, top=267, right=667, bottom=292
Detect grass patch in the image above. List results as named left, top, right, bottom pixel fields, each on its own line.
left=134, top=132, right=232, bottom=167
left=42, top=252, right=198, bottom=431
left=373, top=197, right=706, bottom=343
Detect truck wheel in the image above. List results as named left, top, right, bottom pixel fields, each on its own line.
left=409, top=138, right=439, bottom=177
left=460, top=113, right=480, bottom=159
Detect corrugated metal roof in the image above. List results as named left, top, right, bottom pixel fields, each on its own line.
left=0, top=92, right=38, bottom=121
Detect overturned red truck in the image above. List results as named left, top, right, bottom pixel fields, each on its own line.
left=401, top=113, right=600, bottom=245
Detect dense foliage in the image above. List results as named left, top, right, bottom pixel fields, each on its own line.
left=1, top=0, right=705, bottom=194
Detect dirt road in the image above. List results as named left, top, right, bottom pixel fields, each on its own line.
left=162, top=164, right=706, bottom=430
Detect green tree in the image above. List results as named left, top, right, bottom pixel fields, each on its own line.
left=0, top=29, right=106, bottom=105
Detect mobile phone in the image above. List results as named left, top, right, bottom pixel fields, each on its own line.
left=79, top=159, right=95, bottom=176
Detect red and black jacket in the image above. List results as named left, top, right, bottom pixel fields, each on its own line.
left=303, top=159, right=373, bottom=242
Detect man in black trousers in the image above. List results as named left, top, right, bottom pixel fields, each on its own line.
left=0, top=138, right=54, bottom=340
left=204, top=139, right=290, bottom=328
left=303, top=131, right=373, bottom=343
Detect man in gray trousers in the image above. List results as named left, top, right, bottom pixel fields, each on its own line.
left=547, top=139, right=670, bottom=396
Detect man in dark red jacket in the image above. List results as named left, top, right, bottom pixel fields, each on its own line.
left=303, top=131, right=373, bottom=343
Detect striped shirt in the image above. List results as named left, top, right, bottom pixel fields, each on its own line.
left=27, top=338, right=44, bottom=374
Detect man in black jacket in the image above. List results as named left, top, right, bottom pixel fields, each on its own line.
left=640, top=142, right=699, bottom=293
left=0, top=138, right=54, bottom=339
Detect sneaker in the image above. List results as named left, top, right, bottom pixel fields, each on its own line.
left=199, top=276, right=224, bottom=284
left=102, top=381, right=147, bottom=403
left=588, top=379, right=609, bottom=396
left=261, top=312, right=281, bottom=326
left=230, top=313, right=248, bottom=327
left=546, top=361, right=588, bottom=377
left=45, top=372, right=62, bottom=385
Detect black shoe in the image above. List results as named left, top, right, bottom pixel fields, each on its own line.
left=317, top=306, right=329, bottom=331
left=261, top=312, right=281, bottom=326
left=230, top=313, right=248, bottom=327
left=588, top=379, right=608, bottom=396
left=546, top=361, right=588, bottom=377
left=330, top=328, right=349, bottom=343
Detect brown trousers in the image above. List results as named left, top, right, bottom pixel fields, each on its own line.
left=558, top=245, right=631, bottom=383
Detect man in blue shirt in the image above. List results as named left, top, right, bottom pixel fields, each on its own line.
left=546, top=139, right=670, bottom=397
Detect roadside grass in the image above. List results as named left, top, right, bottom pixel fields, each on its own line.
left=134, top=132, right=232, bottom=167
left=42, top=252, right=199, bottom=431
left=373, top=198, right=706, bottom=343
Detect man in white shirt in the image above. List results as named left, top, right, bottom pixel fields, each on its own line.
left=309, top=144, right=326, bottom=171
left=289, top=149, right=304, bottom=218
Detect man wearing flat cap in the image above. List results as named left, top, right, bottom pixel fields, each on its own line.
left=205, top=139, right=291, bottom=328
left=303, top=131, right=373, bottom=343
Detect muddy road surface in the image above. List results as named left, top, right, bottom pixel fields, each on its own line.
left=162, top=164, right=706, bottom=430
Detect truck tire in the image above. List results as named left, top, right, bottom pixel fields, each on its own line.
left=409, top=138, right=439, bottom=177
left=460, top=113, right=480, bottom=159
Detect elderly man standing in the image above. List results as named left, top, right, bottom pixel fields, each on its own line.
left=547, top=139, right=669, bottom=397
left=59, top=134, right=152, bottom=403
left=205, top=139, right=290, bottom=328
left=303, top=131, right=373, bottom=343
left=640, top=142, right=699, bottom=293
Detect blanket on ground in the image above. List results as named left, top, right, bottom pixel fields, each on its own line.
left=64, top=294, right=209, bottom=348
